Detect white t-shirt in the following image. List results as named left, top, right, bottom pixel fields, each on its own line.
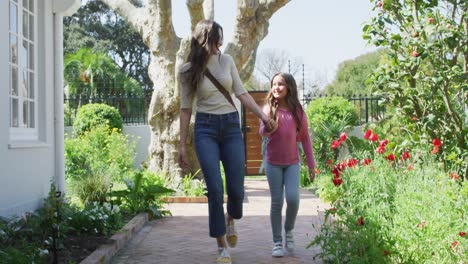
left=179, top=53, right=247, bottom=114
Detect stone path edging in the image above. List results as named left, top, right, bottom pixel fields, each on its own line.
left=80, top=212, right=149, bottom=264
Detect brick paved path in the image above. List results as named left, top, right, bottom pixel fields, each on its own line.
left=112, top=179, right=328, bottom=264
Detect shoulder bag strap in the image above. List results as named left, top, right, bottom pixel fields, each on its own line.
left=204, top=69, right=237, bottom=111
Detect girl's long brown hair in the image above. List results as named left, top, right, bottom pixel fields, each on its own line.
left=265, top=72, right=304, bottom=131
left=182, top=20, right=223, bottom=94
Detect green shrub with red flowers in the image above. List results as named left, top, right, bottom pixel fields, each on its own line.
left=310, top=129, right=467, bottom=263
left=362, top=0, right=467, bottom=177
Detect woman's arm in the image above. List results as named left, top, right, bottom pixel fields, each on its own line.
left=178, top=108, right=192, bottom=169
left=237, top=93, right=270, bottom=124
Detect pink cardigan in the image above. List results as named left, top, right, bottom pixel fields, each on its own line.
left=259, top=108, right=315, bottom=169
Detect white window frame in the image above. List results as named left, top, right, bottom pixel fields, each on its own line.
left=9, top=0, right=38, bottom=142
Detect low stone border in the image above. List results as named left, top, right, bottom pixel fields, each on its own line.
left=80, top=212, right=149, bottom=264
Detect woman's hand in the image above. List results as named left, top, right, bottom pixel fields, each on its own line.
left=178, top=145, right=189, bottom=170
left=308, top=168, right=316, bottom=182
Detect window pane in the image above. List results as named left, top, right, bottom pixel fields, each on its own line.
left=9, top=2, right=17, bottom=33
left=29, top=14, right=34, bottom=41
left=29, top=72, right=34, bottom=98
left=11, top=98, right=19, bottom=127
left=22, top=0, right=28, bottom=10
left=29, top=0, right=33, bottom=12
left=10, top=33, right=18, bottom=64
left=21, top=40, right=28, bottom=68
left=28, top=43, right=34, bottom=70
left=11, top=66, right=18, bottom=96
left=22, top=100, right=28, bottom=127
left=22, top=70, right=28, bottom=99
left=22, top=10, right=28, bottom=39
left=29, top=101, right=35, bottom=128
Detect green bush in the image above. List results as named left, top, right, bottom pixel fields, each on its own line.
left=72, top=103, right=123, bottom=135
left=65, top=125, right=136, bottom=204
left=311, top=133, right=467, bottom=263
left=305, top=96, right=359, bottom=127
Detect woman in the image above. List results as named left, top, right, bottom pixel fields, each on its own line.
left=178, top=20, right=273, bottom=264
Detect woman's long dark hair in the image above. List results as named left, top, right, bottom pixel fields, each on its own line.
left=265, top=72, right=304, bottom=131
left=183, top=20, right=223, bottom=93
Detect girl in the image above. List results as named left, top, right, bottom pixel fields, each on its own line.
left=259, top=72, right=316, bottom=257
left=178, top=20, right=273, bottom=264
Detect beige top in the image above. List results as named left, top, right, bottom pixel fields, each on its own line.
left=179, top=53, right=247, bottom=114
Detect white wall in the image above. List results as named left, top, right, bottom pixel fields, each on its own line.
left=0, top=1, right=56, bottom=218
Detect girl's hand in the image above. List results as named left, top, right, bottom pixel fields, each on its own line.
left=308, top=168, right=316, bottom=182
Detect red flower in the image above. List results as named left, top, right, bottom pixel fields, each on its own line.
left=331, top=140, right=341, bottom=150
left=459, top=232, right=466, bottom=237
left=325, top=159, right=333, bottom=167
left=332, top=167, right=342, bottom=178
left=383, top=250, right=390, bottom=256
left=408, top=165, right=413, bottom=171
left=369, top=133, right=379, bottom=142
left=432, top=138, right=442, bottom=147
left=356, top=216, right=364, bottom=226
left=450, top=172, right=461, bottom=180
left=412, top=116, right=418, bottom=121
left=428, top=17, right=434, bottom=24
left=339, top=132, right=347, bottom=142
left=347, top=158, right=359, bottom=168
left=401, top=151, right=411, bottom=160
left=386, top=153, right=396, bottom=161
left=333, top=177, right=343, bottom=187
left=417, top=221, right=426, bottom=228
left=362, top=158, right=372, bottom=166
left=364, top=129, right=372, bottom=140
left=412, top=50, right=420, bottom=57
left=379, top=139, right=389, bottom=147
left=376, top=146, right=386, bottom=154
left=451, top=241, right=458, bottom=251
left=431, top=146, right=440, bottom=154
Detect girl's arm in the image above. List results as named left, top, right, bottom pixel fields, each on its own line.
left=259, top=105, right=278, bottom=136
left=299, top=111, right=316, bottom=170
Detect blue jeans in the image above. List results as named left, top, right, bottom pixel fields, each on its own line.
left=265, top=162, right=300, bottom=243
left=194, top=111, right=245, bottom=238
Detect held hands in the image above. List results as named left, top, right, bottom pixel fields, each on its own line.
left=262, top=116, right=278, bottom=133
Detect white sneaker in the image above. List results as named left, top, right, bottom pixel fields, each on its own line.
left=285, top=231, right=295, bottom=252
left=226, top=220, right=237, bottom=248
left=272, top=242, right=284, bottom=257
left=216, top=248, right=232, bottom=264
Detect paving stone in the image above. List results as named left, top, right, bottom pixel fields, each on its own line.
left=111, top=179, right=328, bottom=263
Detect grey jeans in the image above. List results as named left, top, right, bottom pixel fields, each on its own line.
left=265, top=162, right=300, bottom=243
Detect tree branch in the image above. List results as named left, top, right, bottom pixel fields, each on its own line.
left=187, top=0, right=205, bottom=32
left=100, top=0, right=147, bottom=37
left=225, top=0, right=290, bottom=81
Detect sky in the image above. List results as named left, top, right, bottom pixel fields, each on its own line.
left=171, top=0, right=378, bottom=87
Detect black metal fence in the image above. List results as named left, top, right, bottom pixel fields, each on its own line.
left=64, top=92, right=386, bottom=126
left=64, top=90, right=152, bottom=126
left=303, top=93, right=387, bottom=125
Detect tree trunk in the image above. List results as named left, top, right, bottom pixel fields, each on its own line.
left=100, top=0, right=291, bottom=178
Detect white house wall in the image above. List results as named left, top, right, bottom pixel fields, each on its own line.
left=0, top=0, right=57, bottom=218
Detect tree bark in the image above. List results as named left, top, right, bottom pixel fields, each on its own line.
left=101, top=0, right=291, bottom=178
